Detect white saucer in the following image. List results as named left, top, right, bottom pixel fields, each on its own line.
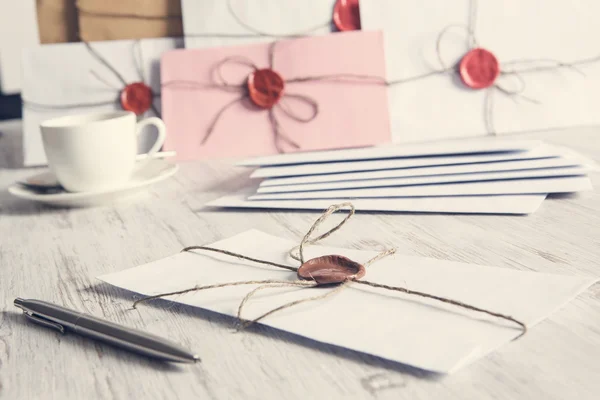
left=8, top=159, right=178, bottom=208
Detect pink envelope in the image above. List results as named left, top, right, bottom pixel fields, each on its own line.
left=161, top=31, right=390, bottom=160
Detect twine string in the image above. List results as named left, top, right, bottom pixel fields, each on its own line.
left=269, top=41, right=277, bottom=70
left=501, top=55, right=600, bottom=75
left=467, top=0, right=479, bottom=48
left=131, top=279, right=312, bottom=309
left=268, top=108, right=301, bottom=152
left=22, top=41, right=160, bottom=115
left=270, top=94, right=318, bottom=152
left=22, top=42, right=125, bottom=110
left=161, top=80, right=244, bottom=92
left=292, top=202, right=356, bottom=264
left=84, top=41, right=128, bottom=87
left=483, top=89, right=496, bottom=134
left=225, top=0, right=331, bottom=39
left=132, top=202, right=527, bottom=338
left=277, top=94, right=319, bottom=122
left=236, top=281, right=349, bottom=329
left=89, top=70, right=122, bottom=90
left=495, top=75, right=540, bottom=104
left=435, top=25, right=469, bottom=72
left=132, top=40, right=146, bottom=83
left=384, top=23, right=470, bottom=87
left=286, top=74, right=387, bottom=85
left=351, top=279, right=527, bottom=339
left=213, top=56, right=259, bottom=87
left=202, top=96, right=247, bottom=145
left=484, top=72, right=540, bottom=133
left=180, top=246, right=299, bottom=272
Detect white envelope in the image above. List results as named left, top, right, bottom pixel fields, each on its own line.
left=0, top=0, right=39, bottom=94
left=239, top=138, right=540, bottom=167
left=249, top=176, right=593, bottom=200
left=182, top=0, right=336, bottom=49
left=250, top=144, right=567, bottom=178
left=206, top=192, right=547, bottom=215
left=360, top=0, right=600, bottom=143
left=257, top=166, right=590, bottom=194
left=260, top=156, right=589, bottom=187
left=98, top=230, right=597, bottom=373
left=21, top=38, right=183, bottom=166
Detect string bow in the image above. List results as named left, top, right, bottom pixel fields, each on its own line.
left=133, top=202, right=527, bottom=338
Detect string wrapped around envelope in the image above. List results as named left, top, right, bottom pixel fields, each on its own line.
left=132, top=202, right=527, bottom=338
left=162, top=40, right=386, bottom=153
left=21, top=41, right=160, bottom=118
left=186, top=0, right=360, bottom=37
left=76, top=0, right=361, bottom=37
left=386, top=0, right=600, bottom=134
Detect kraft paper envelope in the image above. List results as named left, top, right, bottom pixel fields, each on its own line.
left=239, top=138, right=540, bottom=167
left=98, top=230, right=597, bottom=373
left=250, top=145, right=567, bottom=179
left=0, top=0, right=39, bottom=94
left=257, top=166, right=591, bottom=194
left=260, top=157, right=591, bottom=187
left=360, top=0, right=600, bottom=143
left=182, top=0, right=341, bottom=50
left=161, top=31, right=390, bottom=160
left=206, top=192, right=547, bottom=215
left=21, top=38, right=183, bottom=166
left=249, top=176, right=593, bottom=200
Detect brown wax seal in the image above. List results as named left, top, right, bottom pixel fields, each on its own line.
left=459, top=48, right=500, bottom=89
left=297, top=255, right=366, bottom=284
left=247, top=68, right=285, bottom=109
left=120, top=82, right=153, bottom=115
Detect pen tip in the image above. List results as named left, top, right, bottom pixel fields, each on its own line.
left=193, top=355, right=201, bottom=363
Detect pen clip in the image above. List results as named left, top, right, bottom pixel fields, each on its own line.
left=24, top=312, right=65, bottom=334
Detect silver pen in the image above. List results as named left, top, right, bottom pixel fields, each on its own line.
left=14, top=298, right=200, bottom=363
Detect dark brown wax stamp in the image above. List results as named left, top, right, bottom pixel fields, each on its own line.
left=297, top=255, right=366, bottom=284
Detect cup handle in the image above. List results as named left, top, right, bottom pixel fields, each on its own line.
left=135, top=117, right=167, bottom=169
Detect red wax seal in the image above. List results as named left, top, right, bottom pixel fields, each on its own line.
left=120, top=82, right=153, bottom=115
left=298, top=255, right=366, bottom=285
left=333, top=0, right=361, bottom=32
left=459, top=48, right=500, bottom=89
left=247, top=68, right=285, bottom=109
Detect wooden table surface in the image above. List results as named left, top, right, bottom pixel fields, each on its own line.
left=1, top=120, right=600, bottom=400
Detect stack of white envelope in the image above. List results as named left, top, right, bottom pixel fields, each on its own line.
left=207, top=138, right=596, bottom=215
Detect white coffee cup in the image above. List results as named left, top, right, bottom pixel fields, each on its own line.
left=40, top=111, right=166, bottom=192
